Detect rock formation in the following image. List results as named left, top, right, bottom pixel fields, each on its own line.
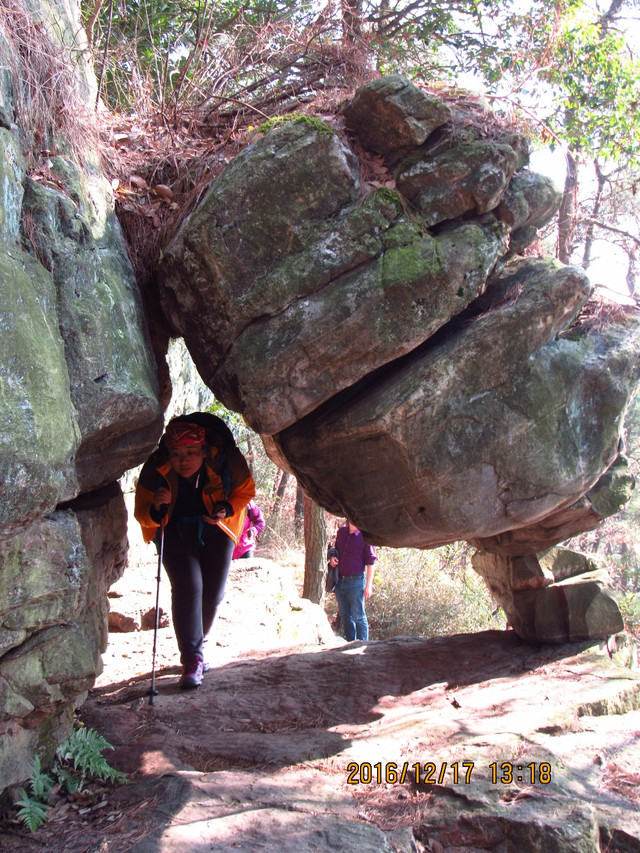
left=158, top=77, right=640, bottom=643
left=1, top=2, right=638, bottom=802
left=0, top=0, right=163, bottom=792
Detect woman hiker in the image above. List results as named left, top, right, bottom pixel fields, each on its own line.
left=232, top=499, right=265, bottom=560
left=135, top=414, right=255, bottom=689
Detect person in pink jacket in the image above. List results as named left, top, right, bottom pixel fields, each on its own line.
left=232, top=499, right=265, bottom=559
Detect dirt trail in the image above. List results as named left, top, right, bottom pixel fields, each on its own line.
left=3, top=549, right=639, bottom=853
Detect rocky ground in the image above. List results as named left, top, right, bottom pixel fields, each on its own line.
left=2, top=529, right=640, bottom=853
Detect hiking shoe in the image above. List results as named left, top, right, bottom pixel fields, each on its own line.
left=179, top=657, right=204, bottom=689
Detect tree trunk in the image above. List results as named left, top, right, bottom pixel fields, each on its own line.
left=341, top=0, right=362, bottom=43
left=557, top=143, right=578, bottom=265
left=294, top=481, right=304, bottom=539
left=245, top=429, right=254, bottom=459
left=303, top=493, right=327, bottom=603
left=626, top=245, right=638, bottom=298
left=85, top=0, right=106, bottom=47
left=269, top=470, right=289, bottom=536
left=274, top=470, right=289, bottom=504
left=582, top=161, right=606, bottom=271
left=375, top=0, right=390, bottom=70
left=271, top=469, right=282, bottom=499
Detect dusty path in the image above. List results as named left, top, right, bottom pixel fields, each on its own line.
left=2, top=553, right=639, bottom=852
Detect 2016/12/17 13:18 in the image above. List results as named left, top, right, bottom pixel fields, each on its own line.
left=344, top=760, right=552, bottom=786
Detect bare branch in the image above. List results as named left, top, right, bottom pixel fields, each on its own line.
left=581, top=218, right=640, bottom=246
left=84, top=0, right=106, bottom=47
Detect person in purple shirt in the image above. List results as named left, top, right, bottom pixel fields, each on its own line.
left=331, top=521, right=376, bottom=641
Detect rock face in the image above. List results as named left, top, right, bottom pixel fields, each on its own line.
left=0, top=0, right=163, bottom=794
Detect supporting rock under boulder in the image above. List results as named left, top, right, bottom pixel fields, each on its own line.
left=472, top=546, right=625, bottom=642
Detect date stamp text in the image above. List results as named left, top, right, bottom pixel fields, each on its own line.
left=345, top=761, right=552, bottom=786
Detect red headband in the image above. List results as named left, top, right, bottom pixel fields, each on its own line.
left=164, top=421, right=206, bottom=449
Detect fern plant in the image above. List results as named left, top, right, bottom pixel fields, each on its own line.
left=16, top=725, right=127, bottom=832
left=27, top=756, right=55, bottom=800
left=16, top=756, right=56, bottom=832
left=55, top=726, right=127, bottom=787
left=16, top=788, right=50, bottom=833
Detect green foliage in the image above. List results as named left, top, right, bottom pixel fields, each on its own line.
left=15, top=755, right=55, bottom=830
left=540, top=10, right=640, bottom=164
left=204, top=401, right=282, bottom=515
left=27, top=755, right=55, bottom=801
left=84, top=0, right=320, bottom=115
left=83, top=0, right=640, bottom=172
left=618, top=591, right=640, bottom=637
left=15, top=726, right=127, bottom=833
left=369, top=0, right=533, bottom=81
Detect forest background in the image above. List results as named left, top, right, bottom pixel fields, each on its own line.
left=71, top=0, right=640, bottom=638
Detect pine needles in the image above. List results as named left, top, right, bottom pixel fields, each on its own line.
left=0, top=0, right=98, bottom=165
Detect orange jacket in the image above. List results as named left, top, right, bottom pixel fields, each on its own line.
left=134, top=442, right=255, bottom=545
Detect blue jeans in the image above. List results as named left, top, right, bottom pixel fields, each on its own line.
left=335, top=573, right=368, bottom=641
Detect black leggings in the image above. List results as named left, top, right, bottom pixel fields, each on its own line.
left=161, top=521, right=234, bottom=663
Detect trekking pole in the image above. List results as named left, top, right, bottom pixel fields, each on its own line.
left=148, top=518, right=165, bottom=706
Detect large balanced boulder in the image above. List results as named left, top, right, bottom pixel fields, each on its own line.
left=158, top=95, right=567, bottom=440
left=158, top=75, right=640, bottom=644
left=159, top=118, right=508, bottom=434
left=265, top=259, right=640, bottom=549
